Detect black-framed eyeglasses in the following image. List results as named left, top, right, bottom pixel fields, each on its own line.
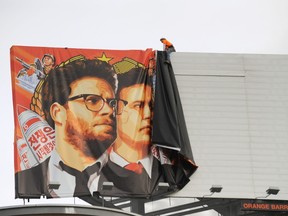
left=67, top=94, right=127, bottom=115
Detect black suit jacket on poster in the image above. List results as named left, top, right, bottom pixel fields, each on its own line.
left=15, top=157, right=50, bottom=198
left=100, top=156, right=167, bottom=198
left=15, top=157, right=105, bottom=198
left=15, top=156, right=184, bottom=199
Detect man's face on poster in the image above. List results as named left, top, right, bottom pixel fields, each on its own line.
left=117, top=84, right=152, bottom=149
left=63, top=77, right=117, bottom=158
left=43, top=56, right=54, bottom=67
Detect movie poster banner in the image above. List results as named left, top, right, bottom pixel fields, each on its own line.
left=11, top=45, right=197, bottom=199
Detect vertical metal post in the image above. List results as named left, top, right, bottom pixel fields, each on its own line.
left=131, top=198, right=145, bottom=215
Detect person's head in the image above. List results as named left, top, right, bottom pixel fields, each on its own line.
left=42, top=54, right=55, bottom=67
left=41, top=57, right=120, bottom=158
left=116, top=67, right=152, bottom=151
left=160, top=38, right=166, bottom=42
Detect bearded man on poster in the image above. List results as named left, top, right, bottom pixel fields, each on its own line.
left=15, top=57, right=126, bottom=198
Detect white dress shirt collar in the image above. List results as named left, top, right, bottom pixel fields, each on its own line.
left=47, top=150, right=108, bottom=197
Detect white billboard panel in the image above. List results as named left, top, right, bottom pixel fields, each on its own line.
left=171, top=52, right=288, bottom=200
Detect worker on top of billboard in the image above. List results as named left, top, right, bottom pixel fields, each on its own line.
left=15, top=56, right=125, bottom=198
left=101, top=67, right=164, bottom=196
left=160, top=38, right=176, bottom=64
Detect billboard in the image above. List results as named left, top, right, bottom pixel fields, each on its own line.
left=11, top=46, right=197, bottom=199
left=169, top=52, right=288, bottom=201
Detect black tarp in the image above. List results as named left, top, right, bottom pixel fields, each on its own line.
left=152, top=51, right=197, bottom=188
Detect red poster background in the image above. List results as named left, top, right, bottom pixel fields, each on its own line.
left=11, top=45, right=154, bottom=173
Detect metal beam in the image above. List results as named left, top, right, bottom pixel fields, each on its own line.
left=144, top=198, right=222, bottom=216
left=79, top=195, right=119, bottom=209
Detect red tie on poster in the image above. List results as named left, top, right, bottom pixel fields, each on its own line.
left=124, top=163, right=144, bottom=174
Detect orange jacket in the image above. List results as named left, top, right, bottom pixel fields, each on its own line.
left=161, top=38, right=173, bottom=47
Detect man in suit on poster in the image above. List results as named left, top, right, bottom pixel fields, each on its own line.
left=101, top=67, right=167, bottom=197
left=15, top=56, right=127, bottom=198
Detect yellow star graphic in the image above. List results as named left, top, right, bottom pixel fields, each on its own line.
left=97, top=53, right=113, bottom=63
